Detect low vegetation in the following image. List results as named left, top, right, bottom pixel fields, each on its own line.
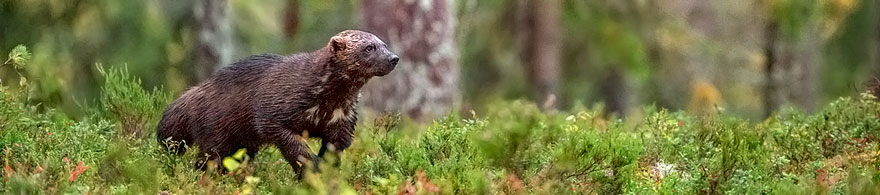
left=2, top=54, right=880, bottom=194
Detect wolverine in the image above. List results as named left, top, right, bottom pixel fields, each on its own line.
left=156, top=30, right=399, bottom=176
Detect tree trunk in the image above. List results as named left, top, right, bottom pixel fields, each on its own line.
left=282, top=0, right=300, bottom=39
left=361, top=0, right=459, bottom=121
left=764, top=19, right=821, bottom=117
left=796, top=26, right=821, bottom=113
left=876, top=0, right=880, bottom=77
left=192, top=0, right=233, bottom=84
left=872, top=0, right=880, bottom=97
left=518, top=0, right=561, bottom=110
left=651, top=0, right=720, bottom=110
left=763, top=21, right=781, bottom=117
left=600, top=67, right=629, bottom=117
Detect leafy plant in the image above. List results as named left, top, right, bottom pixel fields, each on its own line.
left=97, top=64, right=168, bottom=139
left=3, top=67, right=880, bottom=194
left=3, top=45, right=31, bottom=70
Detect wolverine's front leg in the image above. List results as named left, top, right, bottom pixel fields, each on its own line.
left=255, top=117, right=316, bottom=179
left=275, top=132, right=316, bottom=178
left=317, top=121, right=355, bottom=168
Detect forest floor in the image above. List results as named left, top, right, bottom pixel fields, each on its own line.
left=3, top=68, right=880, bottom=194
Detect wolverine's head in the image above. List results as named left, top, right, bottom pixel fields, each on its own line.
left=327, top=30, right=399, bottom=77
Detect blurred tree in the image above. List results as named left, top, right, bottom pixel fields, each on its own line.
left=361, top=0, right=459, bottom=121
left=0, top=0, right=183, bottom=117
left=869, top=0, right=880, bottom=97
left=282, top=0, right=300, bottom=39
left=654, top=0, right=722, bottom=112
left=599, top=67, right=629, bottom=116
left=763, top=20, right=782, bottom=116
left=516, top=0, right=561, bottom=110
left=763, top=0, right=859, bottom=116
left=876, top=0, right=880, bottom=73
left=568, top=0, right=653, bottom=116
left=193, top=0, right=234, bottom=84
left=455, top=0, right=526, bottom=115
left=763, top=0, right=822, bottom=116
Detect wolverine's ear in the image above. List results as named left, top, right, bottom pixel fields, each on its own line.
left=330, top=36, right=347, bottom=52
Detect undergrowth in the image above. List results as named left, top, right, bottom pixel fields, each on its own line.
left=2, top=53, right=880, bottom=194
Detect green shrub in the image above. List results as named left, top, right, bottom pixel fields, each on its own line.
left=3, top=67, right=880, bottom=194
left=97, top=64, right=168, bottom=139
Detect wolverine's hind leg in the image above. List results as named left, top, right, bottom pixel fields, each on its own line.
left=156, top=104, right=195, bottom=154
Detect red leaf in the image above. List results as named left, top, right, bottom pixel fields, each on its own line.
left=69, top=161, right=90, bottom=182
left=4, top=164, right=13, bottom=176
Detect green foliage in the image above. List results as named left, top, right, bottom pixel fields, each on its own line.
left=846, top=167, right=880, bottom=195
left=4, top=68, right=880, bottom=194
left=223, top=149, right=248, bottom=172
left=5, top=174, right=40, bottom=195
left=98, top=141, right=161, bottom=194
left=1, top=0, right=877, bottom=193
left=1, top=0, right=875, bottom=121
left=1, top=45, right=32, bottom=90
left=4, top=45, right=31, bottom=70
left=771, top=0, right=823, bottom=39
left=97, top=64, right=169, bottom=139
left=575, top=2, right=651, bottom=79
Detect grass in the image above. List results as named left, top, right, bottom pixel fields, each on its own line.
left=2, top=66, right=880, bottom=194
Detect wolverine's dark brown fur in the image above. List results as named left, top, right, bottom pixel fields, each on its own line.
left=156, top=30, right=399, bottom=176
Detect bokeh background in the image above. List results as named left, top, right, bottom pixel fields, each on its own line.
left=1, top=0, right=878, bottom=121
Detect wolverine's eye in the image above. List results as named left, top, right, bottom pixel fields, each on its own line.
left=364, top=45, right=376, bottom=52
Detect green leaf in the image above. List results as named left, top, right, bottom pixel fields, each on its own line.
left=371, top=176, right=389, bottom=185
left=7, top=45, right=31, bottom=69
left=340, top=188, right=357, bottom=195
left=18, top=77, right=27, bottom=87
left=222, top=157, right=241, bottom=171
left=244, top=176, right=261, bottom=184
left=232, top=148, right=247, bottom=160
